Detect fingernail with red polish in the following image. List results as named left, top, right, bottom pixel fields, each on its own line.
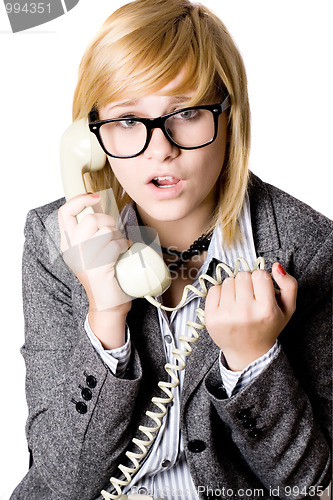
left=91, top=194, right=100, bottom=199
left=276, top=263, right=287, bottom=276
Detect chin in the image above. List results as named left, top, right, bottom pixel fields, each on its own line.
left=139, top=200, right=191, bottom=223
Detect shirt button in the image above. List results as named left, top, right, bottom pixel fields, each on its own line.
left=161, top=459, right=171, bottom=468
left=164, top=335, right=172, bottom=344
left=138, top=487, right=148, bottom=494
left=86, top=375, right=97, bottom=388
left=188, top=439, right=206, bottom=453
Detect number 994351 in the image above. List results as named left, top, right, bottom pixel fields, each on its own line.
left=5, top=3, right=51, bottom=14
left=283, top=486, right=325, bottom=497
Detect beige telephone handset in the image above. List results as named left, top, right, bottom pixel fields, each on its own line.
left=60, top=118, right=171, bottom=299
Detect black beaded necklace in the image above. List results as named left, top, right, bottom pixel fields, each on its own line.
left=161, top=232, right=212, bottom=270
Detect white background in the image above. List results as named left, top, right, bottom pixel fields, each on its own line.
left=0, top=0, right=332, bottom=498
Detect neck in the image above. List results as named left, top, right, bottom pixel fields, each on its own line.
left=136, top=203, right=214, bottom=252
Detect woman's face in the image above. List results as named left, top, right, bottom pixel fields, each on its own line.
left=98, top=75, right=228, bottom=226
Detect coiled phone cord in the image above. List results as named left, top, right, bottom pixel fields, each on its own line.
left=101, top=257, right=266, bottom=500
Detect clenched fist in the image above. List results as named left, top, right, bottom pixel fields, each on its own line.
left=205, top=263, right=297, bottom=371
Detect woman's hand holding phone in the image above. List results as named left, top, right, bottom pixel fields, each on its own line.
left=205, top=264, right=298, bottom=371
left=58, top=193, right=132, bottom=349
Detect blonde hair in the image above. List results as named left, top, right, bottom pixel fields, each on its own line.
left=73, top=0, right=250, bottom=245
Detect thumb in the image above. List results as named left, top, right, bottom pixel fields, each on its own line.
left=272, top=263, right=298, bottom=319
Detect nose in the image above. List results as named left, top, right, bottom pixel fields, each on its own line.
left=144, top=127, right=179, bottom=161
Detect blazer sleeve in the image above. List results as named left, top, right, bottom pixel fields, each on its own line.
left=203, top=217, right=332, bottom=497
left=20, top=206, right=143, bottom=499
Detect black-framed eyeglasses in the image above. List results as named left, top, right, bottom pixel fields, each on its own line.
left=89, top=94, right=230, bottom=159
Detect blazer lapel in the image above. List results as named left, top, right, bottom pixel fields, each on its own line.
left=181, top=317, right=220, bottom=411
left=247, top=172, right=295, bottom=270
left=128, top=298, right=168, bottom=382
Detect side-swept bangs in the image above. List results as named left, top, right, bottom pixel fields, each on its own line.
left=74, top=1, right=228, bottom=116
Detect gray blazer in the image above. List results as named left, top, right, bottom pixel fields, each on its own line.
left=11, top=173, right=332, bottom=500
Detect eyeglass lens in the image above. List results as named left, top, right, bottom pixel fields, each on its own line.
left=99, top=108, right=216, bottom=157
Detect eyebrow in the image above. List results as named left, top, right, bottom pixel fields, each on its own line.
left=108, top=95, right=192, bottom=111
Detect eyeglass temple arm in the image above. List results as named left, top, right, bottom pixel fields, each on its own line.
left=220, top=94, right=231, bottom=113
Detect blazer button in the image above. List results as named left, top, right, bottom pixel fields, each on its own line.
left=86, top=375, right=97, bottom=388
left=188, top=440, right=206, bottom=453
left=242, top=417, right=257, bottom=429
left=248, top=428, right=261, bottom=438
left=76, top=402, right=87, bottom=414
left=81, top=387, right=92, bottom=401
left=236, top=407, right=252, bottom=421
left=214, top=386, right=227, bottom=399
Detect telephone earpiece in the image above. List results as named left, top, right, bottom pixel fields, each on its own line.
left=60, top=118, right=106, bottom=220
left=60, top=118, right=171, bottom=298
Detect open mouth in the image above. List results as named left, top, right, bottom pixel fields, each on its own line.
left=151, top=176, right=180, bottom=188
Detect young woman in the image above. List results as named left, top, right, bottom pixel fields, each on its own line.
left=11, top=0, right=332, bottom=499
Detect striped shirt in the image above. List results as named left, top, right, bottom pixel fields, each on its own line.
left=85, top=193, right=279, bottom=499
